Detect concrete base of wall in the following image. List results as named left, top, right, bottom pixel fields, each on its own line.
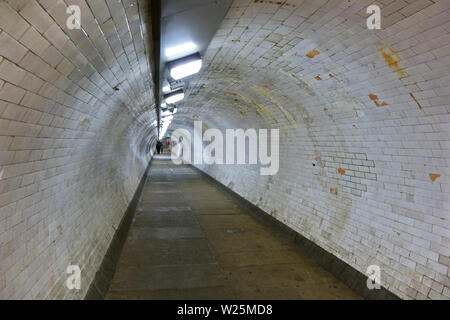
left=193, top=166, right=400, bottom=300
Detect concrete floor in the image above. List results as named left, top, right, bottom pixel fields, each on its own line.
left=106, top=160, right=362, bottom=300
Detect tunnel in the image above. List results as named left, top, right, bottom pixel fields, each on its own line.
left=0, top=0, right=449, bottom=301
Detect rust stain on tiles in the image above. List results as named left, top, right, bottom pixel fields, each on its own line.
left=368, top=94, right=378, bottom=100
left=338, top=168, right=346, bottom=175
left=368, top=94, right=388, bottom=107
left=409, top=93, right=423, bottom=110
left=377, top=45, right=408, bottom=79
left=226, top=91, right=277, bottom=124
left=306, top=49, right=320, bottom=58
left=429, top=173, right=440, bottom=182
left=314, top=156, right=325, bottom=168
left=284, top=71, right=316, bottom=96
left=252, top=86, right=296, bottom=123
left=79, top=118, right=91, bottom=126
left=254, top=101, right=278, bottom=124
left=330, top=187, right=339, bottom=195
left=315, top=76, right=322, bottom=80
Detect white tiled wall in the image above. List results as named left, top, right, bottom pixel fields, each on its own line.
left=0, top=0, right=156, bottom=299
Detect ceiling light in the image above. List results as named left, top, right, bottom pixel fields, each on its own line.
left=162, top=115, right=174, bottom=122
left=165, top=42, right=197, bottom=58
left=169, top=53, right=202, bottom=80
left=161, top=108, right=177, bottom=117
left=162, top=83, right=171, bottom=93
left=164, top=89, right=184, bottom=104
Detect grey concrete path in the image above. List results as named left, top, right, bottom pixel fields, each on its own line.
left=106, top=160, right=361, bottom=300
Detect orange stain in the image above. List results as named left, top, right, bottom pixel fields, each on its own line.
left=338, top=168, right=346, bottom=175
left=306, top=49, right=320, bottom=58
left=429, top=173, right=440, bottom=182
left=377, top=46, right=408, bottom=79
left=375, top=101, right=388, bottom=107
left=315, top=76, right=322, bottom=80
left=330, top=187, right=338, bottom=195
left=369, top=94, right=388, bottom=107
left=240, top=111, right=246, bottom=117
left=410, top=93, right=423, bottom=110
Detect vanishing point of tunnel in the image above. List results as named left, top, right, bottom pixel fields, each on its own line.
left=0, top=0, right=450, bottom=301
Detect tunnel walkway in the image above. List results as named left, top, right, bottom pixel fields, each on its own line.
left=105, top=160, right=361, bottom=300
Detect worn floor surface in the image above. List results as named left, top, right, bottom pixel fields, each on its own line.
left=106, top=160, right=362, bottom=300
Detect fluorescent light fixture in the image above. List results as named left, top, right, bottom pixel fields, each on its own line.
left=161, top=108, right=177, bottom=117
left=169, top=53, right=202, bottom=80
left=162, top=83, right=171, bottom=93
left=164, top=89, right=184, bottom=104
left=165, top=42, right=197, bottom=58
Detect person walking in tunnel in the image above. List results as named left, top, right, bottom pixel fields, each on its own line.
left=156, top=140, right=162, bottom=154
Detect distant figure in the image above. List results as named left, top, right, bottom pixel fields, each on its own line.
left=156, top=140, right=162, bottom=154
